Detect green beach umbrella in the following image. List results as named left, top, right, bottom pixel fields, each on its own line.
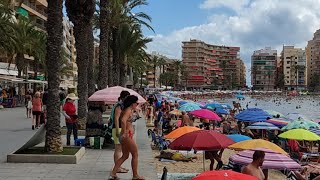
left=278, top=129, right=320, bottom=141
left=281, top=119, right=320, bottom=131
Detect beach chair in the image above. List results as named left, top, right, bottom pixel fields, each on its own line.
left=157, top=136, right=170, bottom=151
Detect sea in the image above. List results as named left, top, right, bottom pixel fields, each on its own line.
left=213, top=95, right=320, bottom=120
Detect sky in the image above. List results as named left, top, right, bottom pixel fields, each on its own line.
left=136, top=0, right=320, bottom=86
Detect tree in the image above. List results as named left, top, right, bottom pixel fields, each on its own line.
left=44, top=0, right=63, bottom=153
left=97, top=0, right=109, bottom=89
left=159, top=72, right=176, bottom=89
left=66, top=0, right=95, bottom=126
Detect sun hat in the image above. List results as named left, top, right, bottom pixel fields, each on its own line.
left=66, top=93, right=79, bottom=100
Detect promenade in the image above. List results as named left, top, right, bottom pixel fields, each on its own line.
left=0, top=108, right=157, bottom=180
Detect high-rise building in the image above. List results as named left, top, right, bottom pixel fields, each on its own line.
left=60, top=17, right=77, bottom=88
left=182, top=39, right=244, bottom=89
left=280, top=46, right=306, bottom=90
left=15, top=0, right=47, bottom=31
left=251, top=47, right=277, bottom=91
left=306, top=29, right=320, bottom=90
left=237, top=60, right=246, bottom=87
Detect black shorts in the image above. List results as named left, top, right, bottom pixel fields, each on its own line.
left=32, top=111, right=41, bottom=116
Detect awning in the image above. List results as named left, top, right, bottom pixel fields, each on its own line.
left=0, top=68, right=18, bottom=76
left=0, top=76, right=27, bottom=83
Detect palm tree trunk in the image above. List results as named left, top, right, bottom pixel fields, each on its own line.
left=33, top=59, right=39, bottom=92
left=16, top=53, right=24, bottom=78
left=108, top=39, right=113, bottom=86
left=87, top=23, right=95, bottom=96
left=111, top=27, right=120, bottom=86
left=74, top=24, right=89, bottom=126
left=98, top=0, right=109, bottom=89
left=119, top=56, right=127, bottom=87
left=44, top=0, right=63, bottom=153
left=154, top=65, right=156, bottom=88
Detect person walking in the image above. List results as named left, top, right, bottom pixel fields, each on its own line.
left=62, top=93, right=79, bottom=146
left=110, top=91, right=130, bottom=173
left=110, top=95, right=144, bottom=180
left=25, top=92, right=32, bottom=118
left=32, top=92, right=42, bottom=130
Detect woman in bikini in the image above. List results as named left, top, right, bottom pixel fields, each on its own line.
left=110, top=95, right=144, bottom=180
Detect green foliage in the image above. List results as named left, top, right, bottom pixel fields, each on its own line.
left=159, top=72, right=177, bottom=88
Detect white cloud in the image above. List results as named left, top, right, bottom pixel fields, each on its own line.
left=199, top=0, right=250, bottom=12
left=146, top=0, right=320, bottom=85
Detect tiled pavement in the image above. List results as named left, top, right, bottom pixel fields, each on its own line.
left=0, top=108, right=157, bottom=180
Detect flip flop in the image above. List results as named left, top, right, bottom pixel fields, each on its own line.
left=132, top=176, right=145, bottom=180
left=117, top=168, right=129, bottom=173
left=108, top=175, right=120, bottom=180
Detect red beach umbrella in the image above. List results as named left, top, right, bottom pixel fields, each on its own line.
left=168, top=130, right=234, bottom=151
left=192, top=170, right=258, bottom=180
left=189, top=109, right=222, bottom=121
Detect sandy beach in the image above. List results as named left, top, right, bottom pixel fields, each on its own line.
left=150, top=148, right=286, bottom=179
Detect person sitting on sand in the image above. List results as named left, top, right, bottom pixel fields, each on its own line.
left=181, top=111, right=192, bottom=126
left=242, top=150, right=265, bottom=180
left=155, top=151, right=196, bottom=162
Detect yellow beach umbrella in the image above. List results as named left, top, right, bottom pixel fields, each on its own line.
left=169, top=109, right=182, bottom=116
left=165, top=126, right=200, bottom=139
left=278, top=129, right=320, bottom=141
left=228, top=139, right=287, bottom=155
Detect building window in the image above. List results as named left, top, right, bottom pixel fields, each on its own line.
left=287, top=61, right=290, bottom=64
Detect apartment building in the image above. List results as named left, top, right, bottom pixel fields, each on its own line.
left=238, top=60, right=246, bottom=87
left=15, top=0, right=47, bottom=31
left=251, top=47, right=277, bottom=91
left=60, top=17, right=77, bottom=88
left=280, top=46, right=307, bottom=90
left=306, top=29, right=320, bottom=90
left=182, top=39, right=244, bottom=90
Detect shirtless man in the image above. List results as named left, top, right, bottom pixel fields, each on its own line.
left=181, top=111, right=192, bottom=126
left=242, top=150, right=265, bottom=180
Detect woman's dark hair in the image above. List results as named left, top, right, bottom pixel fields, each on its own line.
left=123, top=95, right=138, bottom=109
left=118, top=90, right=130, bottom=101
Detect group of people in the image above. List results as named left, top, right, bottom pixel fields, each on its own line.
left=25, top=89, right=48, bottom=130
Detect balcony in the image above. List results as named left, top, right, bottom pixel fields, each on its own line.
left=19, top=0, right=47, bottom=21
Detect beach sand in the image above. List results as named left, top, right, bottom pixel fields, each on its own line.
left=150, top=148, right=286, bottom=179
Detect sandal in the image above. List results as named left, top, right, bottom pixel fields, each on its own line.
left=109, top=174, right=119, bottom=180
left=132, top=176, right=145, bottom=180
left=117, top=167, right=129, bottom=173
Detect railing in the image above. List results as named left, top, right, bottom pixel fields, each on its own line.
left=23, top=0, right=47, bottom=18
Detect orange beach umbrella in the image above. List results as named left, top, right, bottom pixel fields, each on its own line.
left=164, top=126, right=200, bottom=139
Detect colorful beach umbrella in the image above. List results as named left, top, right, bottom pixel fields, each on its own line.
left=230, top=148, right=301, bottom=170
left=179, top=103, right=201, bottom=112
left=281, top=119, right=320, bottom=131
left=227, top=134, right=252, bottom=143
left=246, top=122, right=280, bottom=130
left=278, top=129, right=320, bottom=141
left=235, top=108, right=271, bottom=122
left=266, top=118, right=289, bottom=127
left=220, top=104, right=232, bottom=109
left=189, top=109, right=222, bottom=121
left=192, top=170, right=258, bottom=180
left=164, top=126, right=200, bottom=139
left=309, top=128, right=320, bottom=136
left=228, top=139, right=287, bottom=155
left=169, top=130, right=234, bottom=151
left=88, top=86, right=146, bottom=104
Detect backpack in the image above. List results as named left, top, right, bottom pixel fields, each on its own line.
left=108, top=102, right=122, bottom=132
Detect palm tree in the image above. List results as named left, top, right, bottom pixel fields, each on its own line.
left=44, top=0, right=63, bottom=153
left=66, top=0, right=95, bottom=125
left=98, top=0, right=110, bottom=89
left=87, top=21, right=95, bottom=96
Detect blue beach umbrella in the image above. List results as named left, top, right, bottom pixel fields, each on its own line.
left=221, top=104, right=232, bottom=109
left=235, top=108, right=272, bottom=122
left=215, top=108, right=229, bottom=115
left=205, top=103, right=223, bottom=110
left=227, top=134, right=252, bottom=143
left=246, top=122, right=280, bottom=130
left=179, top=103, right=201, bottom=112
